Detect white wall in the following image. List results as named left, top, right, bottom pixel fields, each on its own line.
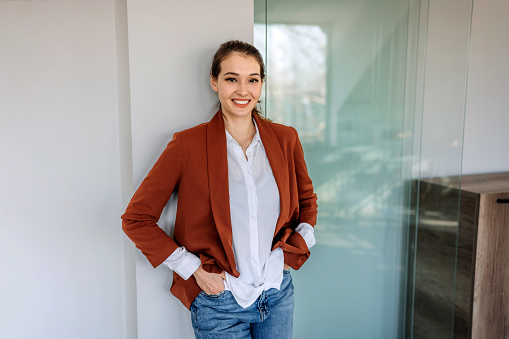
left=462, top=0, right=509, bottom=175
left=114, top=0, right=137, bottom=338
left=0, top=0, right=253, bottom=338
left=0, top=0, right=505, bottom=338
left=125, top=1, right=253, bottom=338
left=417, top=0, right=473, bottom=178
left=418, top=0, right=509, bottom=177
left=0, top=1, right=126, bottom=338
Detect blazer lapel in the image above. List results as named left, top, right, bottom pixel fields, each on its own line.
left=206, top=111, right=239, bottom=277
left=254, top=114, right=290, bottom=238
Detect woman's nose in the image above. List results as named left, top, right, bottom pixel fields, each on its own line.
left=236, top=82, right=248, bottom=95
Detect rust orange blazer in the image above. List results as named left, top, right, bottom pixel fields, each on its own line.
left=121, top=111, right=318, bottom=309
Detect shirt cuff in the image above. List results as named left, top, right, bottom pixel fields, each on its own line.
left=161, top=246, right=201, bottom=280
left=295, top=222, right=316, bottom=249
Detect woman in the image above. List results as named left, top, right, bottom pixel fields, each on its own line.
left=122, top=40, right=317, bottom=338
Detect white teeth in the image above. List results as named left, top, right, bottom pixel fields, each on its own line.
left=233, top=100, right=249, bottom=104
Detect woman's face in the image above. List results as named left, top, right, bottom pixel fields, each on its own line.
left=210, top=53, right=263, bottom=121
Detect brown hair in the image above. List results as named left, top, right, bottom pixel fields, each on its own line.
left=210, top=40, right=267, bottom=118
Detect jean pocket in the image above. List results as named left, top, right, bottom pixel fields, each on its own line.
left=199, top=289, right=227, bottom=298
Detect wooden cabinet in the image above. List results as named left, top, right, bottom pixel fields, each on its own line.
left=411, top=172, right=509, bottom=339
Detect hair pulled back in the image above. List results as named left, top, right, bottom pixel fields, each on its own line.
left=210, top=40, right=266, bottom=117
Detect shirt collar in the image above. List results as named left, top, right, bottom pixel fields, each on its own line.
left=225, top=118, right=263, bottom=147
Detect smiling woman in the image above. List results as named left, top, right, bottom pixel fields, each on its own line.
left=121, top=40, right=317, bottom=339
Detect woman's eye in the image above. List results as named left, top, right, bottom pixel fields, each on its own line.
left=249, top=79, right=259, bottom=83
left=225, top=78, right=237, bottom=82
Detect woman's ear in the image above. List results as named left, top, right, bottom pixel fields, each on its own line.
left=210, top=75, right=218, bottom=92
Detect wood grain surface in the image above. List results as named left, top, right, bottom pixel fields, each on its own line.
left=472, top=192, right=509, bottom=339
left=412, top=181, right=477, bottom=339
left=412, top=172, right=509, bottom=338
left=422, top=172, right=509, bottom=194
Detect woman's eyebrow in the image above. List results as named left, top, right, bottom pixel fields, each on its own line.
left=223, top=72, right=260, bottom=77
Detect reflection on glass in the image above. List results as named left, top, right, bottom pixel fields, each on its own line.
left=255, top=0, right=473, bottom=338
left=255, top=24, right=327, bottom=139
left=256, top=9, right=412, bottom=336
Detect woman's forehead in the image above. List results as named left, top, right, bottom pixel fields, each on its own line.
left=220, top=53, right=260, bottom=75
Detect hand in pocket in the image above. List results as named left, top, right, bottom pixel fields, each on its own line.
left=193, top=265, right=226, bottom=295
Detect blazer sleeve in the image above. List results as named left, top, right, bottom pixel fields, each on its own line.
left=279, top=128, right=318, bottom=270
left=292, top=128, right=318, bottom=226
left=121, top=132, right=183, bottom=268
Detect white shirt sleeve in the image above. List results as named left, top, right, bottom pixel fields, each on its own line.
left=295, top=222, right=316, bottom=249
left=162, top=246, right=201, bottom=280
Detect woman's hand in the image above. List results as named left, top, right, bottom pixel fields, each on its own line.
left=284, top=262, right=291, bottom=270
left=193, top=265, right=226, bottom=295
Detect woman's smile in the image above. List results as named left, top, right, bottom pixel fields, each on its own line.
left=232, top=99, right=251, bottom=108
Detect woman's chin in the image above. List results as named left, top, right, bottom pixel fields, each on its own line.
left=222, top=108, right=254, bottom=120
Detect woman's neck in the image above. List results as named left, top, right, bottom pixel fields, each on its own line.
left=222, top=113, right=256, bottom=153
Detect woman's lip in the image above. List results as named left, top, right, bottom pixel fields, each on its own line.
left=232, top=99, right=251, bottom=108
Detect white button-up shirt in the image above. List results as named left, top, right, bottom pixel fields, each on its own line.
left=163, top=120, right=315, bottom=308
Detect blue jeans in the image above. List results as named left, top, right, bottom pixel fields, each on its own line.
left=190, top=270, right=294, bottom=339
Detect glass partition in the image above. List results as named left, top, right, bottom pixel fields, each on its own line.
left=254, top=0, right=473, bottom=337
left=406, top=1, right=474, bottom=338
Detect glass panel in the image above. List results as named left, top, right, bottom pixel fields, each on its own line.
left=255, top=0, right=473, bottom=337
left=407, top=0, right=474, bottom=338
